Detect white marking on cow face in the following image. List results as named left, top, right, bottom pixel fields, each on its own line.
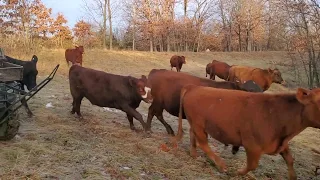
left=141, top=87, right=151, bottom=99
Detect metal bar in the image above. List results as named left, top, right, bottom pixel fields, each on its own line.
left=0, top=64, right=60, bottom=124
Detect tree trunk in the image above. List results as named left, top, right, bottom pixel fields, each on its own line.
left=149, top=37, right=153, bottom=52
left=184, top=0, right=188, bottom=52
left=132, top=5, right=136, bottom=51
left=238, top=25, right=242, bottom=51
left=103, top=0, right=107, bottom=49
left=167, top=34, right=170, bottom=52
left=107, top=0, right=112, bottom=50
left=246, top=29, right=252, bottom=52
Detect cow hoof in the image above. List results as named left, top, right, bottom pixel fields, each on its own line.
left=237, top=168, right=248, bottom=175
left=70, top=110, right=75, bottom=114
left=75, top=115, right=83, bottom=119
left=142, top=132, right=152, bottom=138
left=216, top=160, right=228, bottom=173
left=190, top=151, right=198, bottom=158
left=27, top=113, right=33, bottom=118
left=130, top=126, right=136, bottom=131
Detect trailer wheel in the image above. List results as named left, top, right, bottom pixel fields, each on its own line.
left=0, top=110, right=20, bottom=141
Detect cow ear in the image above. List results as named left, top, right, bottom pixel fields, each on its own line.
left=296, top=88, right=312, bottom=105
left=141, top=75, right=147, bottom=81
left=31, top=55, right=38, bottom=63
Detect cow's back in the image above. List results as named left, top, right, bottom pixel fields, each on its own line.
left=211, top=60, right=231, bottom=80
left=230, top=66, right=272, bottom=91
left=229, top=66, right=255, bottom=81
left=148, top=69, right=240, bottom=116
left=69, top=65, right=135, bottom=108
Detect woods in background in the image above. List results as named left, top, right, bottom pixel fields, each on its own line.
left=0, top=0, right=319, bottom=87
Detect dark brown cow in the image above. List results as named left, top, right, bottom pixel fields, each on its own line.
left=208, top=60, right=232, bottom=80
left=173, top=85, right=320, bottom=179
left=145, top=69, right=262, bottom=135
left=228, top=65, right=285, bottom=91
left=69, top=65, right=153, bottom=131
left=237, top=80, right=263, bottom=93
left=170, top=55, right=186, bottom=72
left=4, top=55, right=39, bottom=117
left=65, top=46, right=84, bottom=66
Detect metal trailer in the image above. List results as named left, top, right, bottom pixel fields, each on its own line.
left=0, top=48, right=59, bottom=140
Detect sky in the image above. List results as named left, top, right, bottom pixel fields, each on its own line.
left=42, top=0, right=86, bottom=28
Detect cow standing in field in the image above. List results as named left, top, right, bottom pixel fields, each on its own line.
left=207, top=60, right=232, bottom=80
left=69, top=65, right=153, bottom=131
left=4, top=55, right=39, bottom=117
left=65, top=46, right=84, bottom=66
left=173, top=85, right=320, bottom=180
left=145, top=69, right=263, bottom=135
left=228, top=65, right=285, bottom=91
left=170, top=55, right=186, bottom=72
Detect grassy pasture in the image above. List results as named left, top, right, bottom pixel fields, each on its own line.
left=0, top=49, right=319, bottom=180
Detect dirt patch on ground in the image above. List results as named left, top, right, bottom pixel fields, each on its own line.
left=0, top=50, right=319, bottom=180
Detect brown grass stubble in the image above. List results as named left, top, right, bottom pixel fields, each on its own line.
left=0, top=49, right=319, bottom=180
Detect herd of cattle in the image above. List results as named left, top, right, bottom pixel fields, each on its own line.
left=3, top=46, right=320, bottom=180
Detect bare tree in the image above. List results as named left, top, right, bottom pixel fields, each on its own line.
left=82, top=0, right=114, bottom=49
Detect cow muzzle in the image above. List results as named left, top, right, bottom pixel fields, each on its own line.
left=281, top=80, right=286, bottom=86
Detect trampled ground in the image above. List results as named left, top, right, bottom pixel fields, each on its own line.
left=0, top=50, right=319, bottom=180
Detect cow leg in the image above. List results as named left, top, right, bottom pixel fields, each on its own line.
left=21, top=98, right=33, bottom=117
left=189, top=128, right=198, bottom=158
left=237, top=148, right=262, bottom=175
left=126, top=113, right=135, bottom=130
left=146, top=103, right=174, bottom=135
left=73, top=96, right=84, bottom=118
left=193, top=127, right=227, bottom=172
left=122, top=105, right=146, bottom=130
left=155, top=112, right=174, bottom=135
left=176, top=67, right=179, bottom=72
left=146, top=103, right=156, bottom=132
left=280, top=146, right=297, bottom=180
left=71, top=99, right=76, bottom=114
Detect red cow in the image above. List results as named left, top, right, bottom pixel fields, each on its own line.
left=170, top=55, right=186, bottom=72
left=173, top=85, right=320, bottom=179
left=65, top=46, right=84, bottom=66
left=209, top=60, right=232, bottom=80
left=228, top=65, right=285, bottom=91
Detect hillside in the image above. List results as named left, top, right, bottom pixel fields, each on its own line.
left=0, top=50, right=319, bottom=180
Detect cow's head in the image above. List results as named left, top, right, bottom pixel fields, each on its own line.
left=180, top=56, right=186, bottom=64
left=296, top=88, right=320, bottom=128
left=129, top=75, right=153, bottom=103
left=268, top=68, right=285, bottom=85
left=23, top=55, right=38, bottom=90
left=75, top=46, right=84, bottom=54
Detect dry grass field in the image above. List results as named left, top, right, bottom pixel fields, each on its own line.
left=0, top=49, right=319, bottom=180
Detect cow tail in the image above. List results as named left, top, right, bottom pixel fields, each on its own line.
left=171, top=86, right=188, bottom=147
